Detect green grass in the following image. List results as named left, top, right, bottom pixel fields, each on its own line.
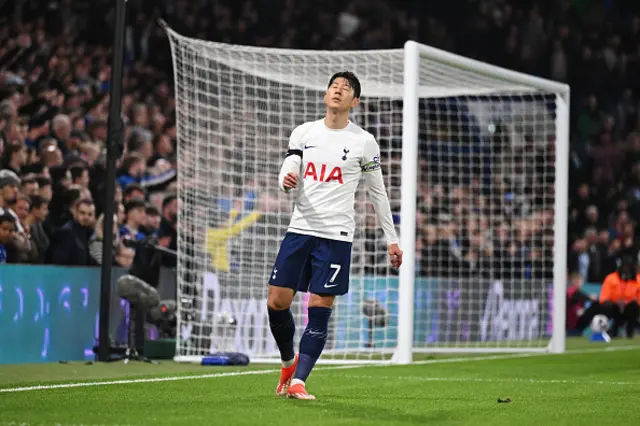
left=1, top=339, right=640, bottom=425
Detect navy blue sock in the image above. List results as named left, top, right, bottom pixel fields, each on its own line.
left=294, top=306, right=332, bottom=383
left=268, top=308, right=295, bottom=362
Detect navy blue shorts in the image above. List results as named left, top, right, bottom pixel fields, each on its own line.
left=269, top=232, right=352, bottom=296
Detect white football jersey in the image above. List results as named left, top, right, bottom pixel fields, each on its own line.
left=278, top=119, right=398, bottom=244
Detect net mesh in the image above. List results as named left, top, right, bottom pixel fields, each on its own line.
left=165, top=26, right=559, bottom=362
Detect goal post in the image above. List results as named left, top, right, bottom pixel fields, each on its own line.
left=162, top=23, right=569, bottom=364
left=398, top=40, right=570, bottom=360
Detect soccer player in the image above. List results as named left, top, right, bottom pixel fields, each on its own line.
left=267, top=71, right=402, bottom=400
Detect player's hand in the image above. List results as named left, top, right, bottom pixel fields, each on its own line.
left=283, top=172, right=298, bottom=190
left=388, top=243, right=403, bottom=269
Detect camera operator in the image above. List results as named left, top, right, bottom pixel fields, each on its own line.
left=123, top=235, right=164, bottom=288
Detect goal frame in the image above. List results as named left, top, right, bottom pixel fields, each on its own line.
left=165, top=29, right=570, bottom=364
left=395, top=41, right=569, bottom=364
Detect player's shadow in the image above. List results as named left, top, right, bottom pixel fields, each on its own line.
left=290, top=399, right=450, bottom=424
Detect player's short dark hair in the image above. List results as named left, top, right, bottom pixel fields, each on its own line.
left=328, top=71, right=361, bottom=99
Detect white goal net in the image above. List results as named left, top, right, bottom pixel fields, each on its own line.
left=164, top=24, right=569, bottom=364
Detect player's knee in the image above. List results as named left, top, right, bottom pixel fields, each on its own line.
left=308, top=293, right=335, bottom=308
left=267, top=299, right=290, bottom=311
left=267, top=288, right=293, bottom=311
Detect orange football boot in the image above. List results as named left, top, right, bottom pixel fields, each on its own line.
left=275, top=355, right=298, bottom=397
left=287, top=382, right=316, bottom=400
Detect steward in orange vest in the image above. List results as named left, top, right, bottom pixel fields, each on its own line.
left=599, top=255, right=640, bottom=338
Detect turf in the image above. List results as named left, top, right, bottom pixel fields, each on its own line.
left=1, top=339, right=639, bottom=425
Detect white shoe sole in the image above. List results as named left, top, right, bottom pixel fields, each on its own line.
left=287, top=392, right=316, bottom=400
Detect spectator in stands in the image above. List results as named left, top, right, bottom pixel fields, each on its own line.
left=0, top=213, right=16, bottom=263
left=120, top=199, right=146, bottom=241
left=0, top=143, right=26, bottom=176
left=144, top=205, right=161, bottom=236
left=51, top=114, right=71, bottom=155
left=151, top=134, right=174, bottom=164
left=24, top=194, right=49, bottom=262
left=158, top=194, right=178, bottom=267
left=89, top=213, right=119, bottom=265
left=35, top=176, right=52, bottom=201
left=599, top=255, right=640, bottom=338
left=70, top=166, right=90, bottom=189
left=9, top=193, right=30, bottom=226
left=569, top=183, right=592, bottom=239
left=123, top=183, right=145, bottom=203
left=118, top=156, right=147, bottom=190
left=584, top=227, right=610, bottom=283
left=5, top=194, right=39, bottom=264
left=0, top=169, right=20, bottom=215
left=47, top=184, right=81, bottom=231
left=114, top=244, right=136, bottom=269
left=20, top=176, right=38, bottom=197
left=48, top=198, right=96, bottom=266
left=566, top=271, right=600, bottom=334
left=116, top=152, right=175, bottom=190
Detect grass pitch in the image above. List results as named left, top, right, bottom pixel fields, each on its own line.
left=1, top=339, right=639, bottom=425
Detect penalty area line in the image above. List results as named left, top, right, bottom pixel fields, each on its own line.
left=1, top=345, right=639, bottom=393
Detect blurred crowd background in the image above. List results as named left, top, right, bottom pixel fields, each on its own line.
left=0, top=0, right=639, bottom=291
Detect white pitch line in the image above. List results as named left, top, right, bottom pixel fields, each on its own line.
left=328, top=345, right=640, bottom=371
left=1, top=345, right=639, bottom=394
left=0, top=369, right=279, bottom=394
left=344, top=375, right=640, bottom=386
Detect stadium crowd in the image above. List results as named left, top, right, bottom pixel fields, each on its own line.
left=0, top=0, right=639, bottom=296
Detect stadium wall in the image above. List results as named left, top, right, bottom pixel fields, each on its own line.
left=0, top=265, right=177, bottom=365
left=0, top=265, right=603, bottom=364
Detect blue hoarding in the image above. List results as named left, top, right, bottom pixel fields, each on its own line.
left=0, top=265, right=100, bottom=364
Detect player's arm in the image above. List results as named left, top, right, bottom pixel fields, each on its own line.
left=361, top=137, right=402, bottom=268
left=278, top=126, right=304, bottom=192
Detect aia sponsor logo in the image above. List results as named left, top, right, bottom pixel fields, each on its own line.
left=303, top=162, right=343, bottom=184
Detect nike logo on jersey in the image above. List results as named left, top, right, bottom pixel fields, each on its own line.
left=304, top=145, right=316, bottom=150
left=324, top=283, right=339, bottom=288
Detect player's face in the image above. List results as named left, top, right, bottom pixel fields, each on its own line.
left=324, top=78, right=359, bottom=112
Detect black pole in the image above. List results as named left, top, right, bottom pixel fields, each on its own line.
left=98, top=0, right=128, bottom=362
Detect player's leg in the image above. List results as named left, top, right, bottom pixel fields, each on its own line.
left=267, top=285, right=296, bottom=365
left=288, top=293, right=334, bottom=400
left=622, top=301, right=639, bottom=338
left=288, top=238, right=351, bottom=400
left=267, top=232, right=313, bottom=396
